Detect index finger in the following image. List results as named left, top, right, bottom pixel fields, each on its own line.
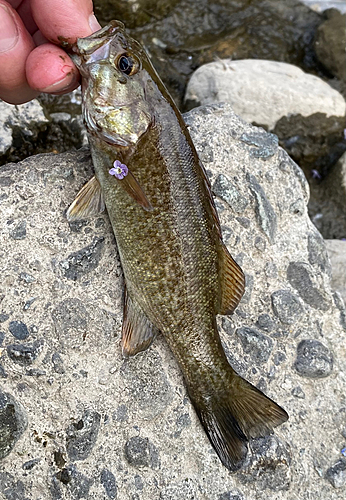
left=31, top=0, right=100, bottom=46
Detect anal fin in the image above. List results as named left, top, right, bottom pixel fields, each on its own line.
left=219, top=243, right=245, bottom=315
left=121, top=290, right=159, bottom=357
left=67, top=176, right=105, bottom=221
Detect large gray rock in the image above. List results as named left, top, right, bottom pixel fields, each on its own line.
left=184, top=60, right=345, bottom=131
left=0, top=104, right=345, bottom=499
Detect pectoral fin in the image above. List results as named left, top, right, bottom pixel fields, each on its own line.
left=121, top=290, right=158, bottom=357
left=219, top=244, right=245, bottom=315
left=67, top=176, right=105, bottom=221
left=116, top=170, right=153, bottom=212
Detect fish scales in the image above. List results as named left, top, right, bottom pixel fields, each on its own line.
left=67, top=20, right=288, bottom=471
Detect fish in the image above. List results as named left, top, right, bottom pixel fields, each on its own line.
left=67, top=21, right=288, bottom=471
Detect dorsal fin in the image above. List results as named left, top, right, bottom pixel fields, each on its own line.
left=67, top=176, right=105, bottom=221
left=219, top=244, right=245, bottom=315
left=121, top=290, right=159, bottom=357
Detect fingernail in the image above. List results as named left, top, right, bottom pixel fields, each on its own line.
left=41, top=73, right=78, bottom=93
left=89, top=13, right=101, bottom=33
left=0, top=4, right=19, bottom=53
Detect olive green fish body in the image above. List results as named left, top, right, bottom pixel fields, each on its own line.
left=68, top=21, right=288, bottom=471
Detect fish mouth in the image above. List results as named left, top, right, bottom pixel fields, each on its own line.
left=75, top=21, right=125, bottom=56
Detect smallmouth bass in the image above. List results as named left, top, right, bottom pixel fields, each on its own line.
left=67, top=21, right=288, bottom=471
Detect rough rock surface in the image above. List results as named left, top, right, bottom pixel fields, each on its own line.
left=325, top=240, right=346, bottom=304
left=0, top=104, right=345, bottom=499
left=314, top=10, right=346, bottom=81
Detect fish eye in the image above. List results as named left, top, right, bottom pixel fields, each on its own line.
left=117, top=54, right=137, bottom=76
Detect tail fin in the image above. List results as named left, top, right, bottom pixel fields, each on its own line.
left=188, top=374, right=288, bottom=471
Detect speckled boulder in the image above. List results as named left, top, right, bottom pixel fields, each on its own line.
left=0, top=104, right=345, bottom=500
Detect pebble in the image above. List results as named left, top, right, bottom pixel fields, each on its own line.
left=271, top=290, right=304, bottom=325
left=294, top=339, right=333, bottom=378
left=66, top=410, right=101, bottom=461
left=8, top=320, right=30, bottom=340
left=213, top=174, right=248, bottom=213
left=100, top=469, right=117, bottom=499
left=235, top=327, right=273, bottom=364
left=124, top=436, right=160, bottom=469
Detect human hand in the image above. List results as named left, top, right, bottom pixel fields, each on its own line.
left=0, top=0, right=101, bottom=104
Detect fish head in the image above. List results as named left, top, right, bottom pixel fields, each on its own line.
left=72, top=21, right=156, bottom=148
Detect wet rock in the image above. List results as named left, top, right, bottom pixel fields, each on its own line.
left=271, top=290, right=304, bottom=325
left=0, top=390, right=28, bottom=459
left=66, top=410, right=101, bottom=461
left=124, top=436, right=160, bottom=469
left=314, top=10, right=346, bottom=81
left=287, top=262, right=329, bottom=311
left=0, top=331, right=5, bottom=344
left=238, top=435, right=291, bottom=491
left=0, top=364, right=7, bottom=378
left=9, top=221, right=27, bottom=240
left=53, top=464, right=93, bottom=499
left=8, top=321, right=30, bottom=340
left=60, top=237, right=105, bottom=281
left=325, top=240, right=346, bottom=304
left=51, top=299, right=88, bottom=335
left=325, top=458, right=346, bottom=488
left=213, top=174, right=248, bottom=213
left=248, top=175, right=277, bottom=243
left=6, top=340, right=44, bottom=365
left=100, top=469, right=117, bottom=499
left=294, top=339, right=333, bottom=378
left=235, top=327, right=273, bottom=364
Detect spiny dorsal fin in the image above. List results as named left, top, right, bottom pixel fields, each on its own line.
left=219, top=244, right=245, bottom=315
left=121, top=290, right=159, bottom=357
left=67, top=176, right=105, bottom=221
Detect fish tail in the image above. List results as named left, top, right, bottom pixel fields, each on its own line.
left=188, top=371, right=288, bottom=471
